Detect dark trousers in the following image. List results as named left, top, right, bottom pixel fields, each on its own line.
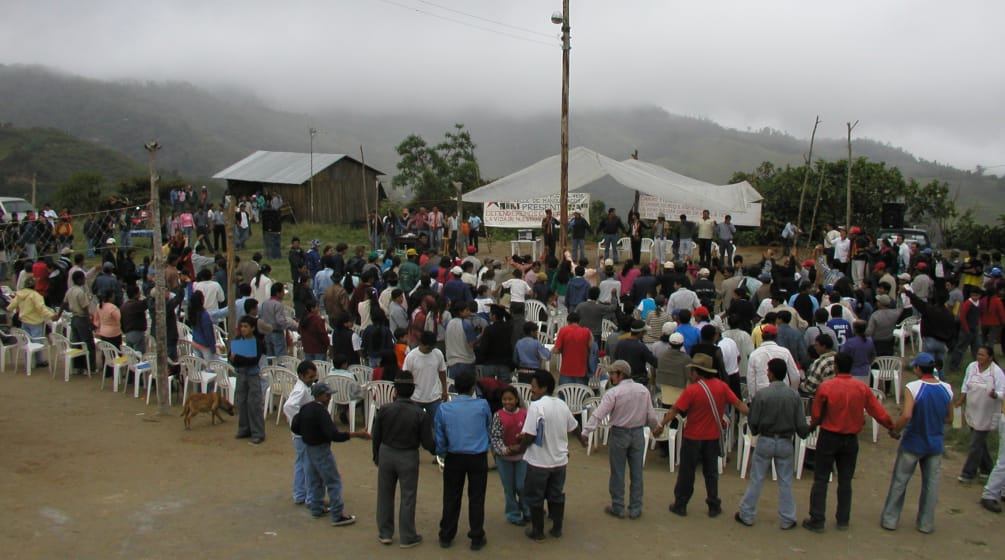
left=961, top=429, right=993, bottom=479
left=213, top=224, right=226, bottom=251
left=439, top=451, right=488, bottom=543
left=544, top=234, right=556, bottom=259
left=698, top=238, right=712, bottom=266
left=377, top=445, right=420, bottom=542
left=70, top=315, right=96, bottom=370
left=808, top=430, right=859, bottom=526
left=630, top=238, right=642, bottom=264
left=674, top=438, right=721, bottom=509
left=524, top=464, right=567, bottom=508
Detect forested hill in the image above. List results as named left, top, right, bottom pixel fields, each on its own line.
left=0, top=64, right=1001, bottom=220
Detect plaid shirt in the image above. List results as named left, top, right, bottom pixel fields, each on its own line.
left=799, top=351, right=836, bottom=398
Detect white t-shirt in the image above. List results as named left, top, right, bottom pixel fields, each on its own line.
left=444, top=317, right=475, bottom=366
left=502, top=278, right=531, bottom=303
left=521, top=395, right=579, bottom=468
left=717, top=336, right=740, bottom=375
left=403, top=347, right=446, bottom=403
left=194, top=280, right=226, bottom=311
left=833, top=238, right=851, bottom=263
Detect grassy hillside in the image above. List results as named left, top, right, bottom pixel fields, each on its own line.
left=0, top=125, right=146, bottom=202
left=0, top=63, right=1001, bottom=221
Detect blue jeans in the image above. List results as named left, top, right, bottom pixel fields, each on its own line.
left=292, top=435, right=317, bottom=506
left=235, top=226, right=250, bottom=249
left=881, top=447, right=941, bottom=533
left=607, top=426, right=646, bottom=516
left=447, top=363, right=476, bottom=383
left=479, top=364, right=512, bottom=383
left=304, top=443, right=345, bottom=520
left=603, top=234, right=619, bottom=262
left=922, top=338, right=948, bottom=380
left=496, top=458, right=529, bottom=523
left=87, top=237, right=96, bottom=257
left=982, top=416, right=1005, bottom=501
left=559, top=375, right=588, bottom=386
left=265, top=331, right=287, bottom=358
left=738, top=435, right=796, bottom=526
left=304, top=353, right=328, bottom=363
left=571, top=238, right=586, bottom=263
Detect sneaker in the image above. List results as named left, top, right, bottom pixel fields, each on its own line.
left=470, top=537, right=487, bottom=551
left=668, top=503, right=687, bottom=517
left=332, top=514, right=356, bottom=527
left=604, top=505, right=625, bottom=519
left=802, top=518, right=825, bottom=533
left=628, top=511, right=642, bottom=520
left=958, top=475, right=974, bottom=483
left=249, top=437, right=264, bottom=445
left=378, top=536, right=393, bottom=545
left=780, top=521, right=797, bottom=530
left=734, top=512, right=753, bottom=527
left=400, top=535, right=423, bottom=548
left=980, top=499, right=1003, bottom=513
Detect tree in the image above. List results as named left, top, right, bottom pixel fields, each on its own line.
left=55, top=172, right=105, bottom=212
left=392, top=124, right=483, bottom=208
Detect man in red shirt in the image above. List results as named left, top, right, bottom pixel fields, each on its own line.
left=552, top=312, right=595, bottom=385
left=656, top=353, right=749, bottom=517
left=803, top=352, right=894, bottom=533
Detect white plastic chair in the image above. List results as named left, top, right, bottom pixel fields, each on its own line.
left=276, top=355, right=300, bottom=372
left=511, top=382, right=533, bottom=408
left=892, top=316, right=920, bottom=357
left=348, top=364, right=374, bottom=385
left=738, top=421, right=778, bottom=481
left=640, top=238, right=654, bottom=260
left=600, top=319, right=618, bottom=342
left=795, top=419, right=830, bottom=481
left=176, top=338, right=195, bottom=358
left=10, top=327, right=45, bottom=376
left=871, top=388, right=887, bottom=443
left=325, top=374, right=361, bottom=430
left=366, top=380, right=397, bottom=433
left=644, top=407, right=678, bottom=471
left=0, top=328, right=16, bottom=372
left=180, top=355, right=215, bottom=404
left=266, top=367, right=298, bottom=424
left=208, top=361, right=237, bottom=402
left=177, top=322, right=192, bottom=341
left=48, top=332, right=91, bottom=382
left=871, top=356, right=903, bottom=404
left=313, top=360, right=333, bottom=378
left=582, top=397, right=608, bottom=455
left=146, top=360, right=176, bottom=406
left=555, top=383, right=595, bottom=419
left=96, top=340, right=129, bottom=392
left=523, top=299, right=548, bottom=324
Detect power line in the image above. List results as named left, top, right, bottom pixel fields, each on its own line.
left=417, top=0, right=554, bottom=38
left=376, top=0, right=557, bottom=48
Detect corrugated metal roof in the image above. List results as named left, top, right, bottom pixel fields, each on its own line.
left=213, top=151, right=383, bottom=185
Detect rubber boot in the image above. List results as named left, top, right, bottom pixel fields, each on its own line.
left=548, top=502, right=565, bottom=538
left=525, top=506, right=546, bottom=542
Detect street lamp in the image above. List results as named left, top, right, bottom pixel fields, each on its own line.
left=552, top=2, right=570, bottom=253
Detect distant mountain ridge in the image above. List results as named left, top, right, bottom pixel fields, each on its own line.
left=0, top=63, right=1001, bottom=220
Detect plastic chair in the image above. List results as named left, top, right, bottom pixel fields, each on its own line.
left=48, top=332, right=91, bottom=382
left=555, top=383, right=595, bottom=419
left=348, top=364, right=374, bottom=385
left=0, top=327, right=16, bottom=372
left=96, top=340, right=129, bottom=392
left=892, top=316, right=920, bottom=357
left=795, top=419, right=830, bottom=481
left=738, top=421, right=778, bottom=480
left=313, top=360, right=333, bottom=378
left=10, top=327, right=45, bottom=376
left=145, top=360, right=175, bottom=406
left=365, top=380, right=397, bottom=433
left=176, top=339, right=195, bottom=359
left=601, top=319, right=618, bottom=342
left=511, top=382, right=533, bottom=408
left=582, top=397, right=608, bottom=455
left=871, top=388, right=887, bottom=443
left=523, top=299, right=548, bottom=324
left=640, top=238, right=654, bottom=259
left=267, top=367, right=299, bottom=424
left=276, top=355, right=300, bottom=372
left=645, top=407, right=678, bottom=471
left=180, top=355, right=215, bottom=404
left=205, top=361, right=237, bottom=402
left=871, top=356, right=903, bottom=404
left=325, top=375, right=361, bottom=430
left=177, top=323, right=192, bottom=341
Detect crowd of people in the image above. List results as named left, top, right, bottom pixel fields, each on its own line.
left=6, top=198, right=1005, bottom=548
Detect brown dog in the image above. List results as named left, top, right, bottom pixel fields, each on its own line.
left=181, top=393, right=235, bottom=429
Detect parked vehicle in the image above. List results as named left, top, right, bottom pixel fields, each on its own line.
left=877, top=227, right=932, bottom=250
left=0, top=197, right=34, bottom=221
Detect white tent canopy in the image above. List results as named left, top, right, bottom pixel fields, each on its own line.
left=463, top=146, right=761, bottom=225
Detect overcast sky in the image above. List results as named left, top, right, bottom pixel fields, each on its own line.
left=3, top=0, right=1003, bottom=171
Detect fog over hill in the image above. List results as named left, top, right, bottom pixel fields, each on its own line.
left=0, top=64, right=1001, bottom=220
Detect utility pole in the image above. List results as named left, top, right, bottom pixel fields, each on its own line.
left=145, top=141, right=169, bottom=416
left=31, top=173, right=37, bottom=210
left=796, top=116, right=821, bottom=231
left=846, top=121, right=858, bottom=231
left=309, top=127, right=317, bottom=221
left=360, top=145, right=370, bottom=220
left=553, top=1, right=571, bottom=253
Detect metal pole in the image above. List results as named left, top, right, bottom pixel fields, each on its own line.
left=558, top=0, right=570, bottom=253
left=145, top=141, right=169, bottom=416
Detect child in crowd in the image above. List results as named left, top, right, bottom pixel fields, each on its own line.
left=490, top=386, right=530, bottom=526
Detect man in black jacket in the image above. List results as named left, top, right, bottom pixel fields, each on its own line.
left=292, top=382, right=371, bottom=526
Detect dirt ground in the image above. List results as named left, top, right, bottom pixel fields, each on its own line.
left=1, top=364, right=1002, bottom=560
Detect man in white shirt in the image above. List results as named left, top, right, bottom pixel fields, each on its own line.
left=598, top=266, right=621, bottom=304
left=193, top=269, right=226, bottom=312
left=498, top=269, right=532, bottom=315
left=282, top=361, right=319, bottom=510
left=832, top=228, right=851, bottom=274
left=667, top=279, right=701, bottom=313
left=746, top=325, right=800, bottom=397
left=402, top=331, right=448, bottom=420
left=516, top=370, right=579, bottom=542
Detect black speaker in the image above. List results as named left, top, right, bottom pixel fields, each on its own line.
left=881, top=203, right=905, bottom=228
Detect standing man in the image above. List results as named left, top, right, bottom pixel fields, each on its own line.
left=802, top=352, right=895, bottom=532
left=746, top=325, right=801, bottom=397
left=516, top=370, right=580, bottom=541
left=880, top=352, right=953, bottom=532
left=569, top=210, right=590, bottom=263
left=373, top=371, right=436, bottom=548
left=291, top=382, right=371, bottom=526
left=697, top=209, right=716, bottom=267
left=428, top=206, right=444, bottom=255
left=541, top=208, right=560, bottom=260
left=580, top=360, right=662, bottom=519
left=597, top=208, right=627, bottom=263
left=283, top=361, right=319, bottom=510
left=467, top=212, right=482, bottom=252
left=780, top=221, right=801, bottom=257
left=551, top=312, right=595, bottom=385
left=612, top=320, right=658, bottom=386
left=715, top=214, right=737, bottom=266
left=403, top=331, right=448, bottom=420
left=652, top=214, right=670, bottom=265
left=657, top=354, right=748, bottom=517
left=435, top=371, right=492, bottom=551
left=676, top=214, right=696, bottom=261
left=735, top=358, right=810, bottom=529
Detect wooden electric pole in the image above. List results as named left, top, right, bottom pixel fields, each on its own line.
left=145, top=141, right=170, bottom=416
left=556, top=0, right=571, bottom=253
left=846, top=121, right=858, bottom=231
left=796, top=116, right=821, bottom=231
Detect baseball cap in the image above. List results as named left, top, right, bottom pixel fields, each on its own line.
left=451, top=266, right=463, bottom=276
left=761, top=324, right=778, bottom=336
left=630, top=320, right=647, bottom=333
left=915, top=262, right=928, bottom=270
left=668, top=332, right=685, bottom=345
left=698, top=268, right=710, bottom=277
left=106, top=237, right=116, bottom=245
left=664, top=261, right=674, bottom=269
left=467, top=245, right=476, bottom=254
left=910, top=352, right=935, bottom=368
left=693, top=306, right=710, bottom=317
left=310, top=382, right=333, bottom=397
left=604, top=258, right=614, bottom=267
left=661, top=322, right=677, bottom=336
left=898, top=273, right=911, bottom=282
left=801, top=259, right=815, bottom=268
left=876, top=294, right=892, bottom=306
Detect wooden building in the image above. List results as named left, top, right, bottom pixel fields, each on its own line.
left=213, top=151, right=386, bottom=224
